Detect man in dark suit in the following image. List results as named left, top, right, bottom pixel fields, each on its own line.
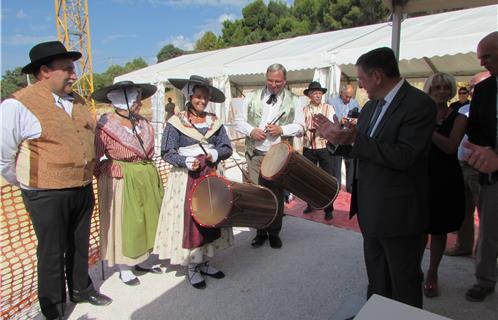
left=465, top=31, right=498, bottom=302
left=314, top=47, right=435, bottom=308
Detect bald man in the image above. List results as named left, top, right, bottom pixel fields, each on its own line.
left=465, top=31, right=498, bottom=302
left=327, top=84, right=360, bottom=192
left=445, top=71, right=491, bottom=257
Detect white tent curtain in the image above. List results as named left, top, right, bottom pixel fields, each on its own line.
left=312, top=67, right=330, bottom=103
left=151, top=81, right=165, bottom=155
left=211, top=75, right=231, bottom=123
left=312, top=65, right=342, bottom=102
left=330, top=64, right=342, bottom=98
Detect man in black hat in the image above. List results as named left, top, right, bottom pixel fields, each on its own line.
left=301, top=81, right=337, bottom=220
left=0, top=41, right=112, bottom=320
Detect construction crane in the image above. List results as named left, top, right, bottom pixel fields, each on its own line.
left=55, top=0, right=96, bottom=114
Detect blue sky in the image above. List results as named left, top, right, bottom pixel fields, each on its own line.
left=1, top=0, right=291, bottom=76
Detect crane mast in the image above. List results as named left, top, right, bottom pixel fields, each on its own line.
left=55, top=0, right=95, bottom=114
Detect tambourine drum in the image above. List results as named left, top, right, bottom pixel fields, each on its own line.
left=260, top=143, right=339, bottom=209
left=189, top=175, right=278, bottom=229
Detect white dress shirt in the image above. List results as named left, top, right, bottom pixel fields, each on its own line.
left=0, top=93, right=74, bottom=187
left=369, top=78, right=405, bottom=136
left=235, top=88, right=304, bottom=152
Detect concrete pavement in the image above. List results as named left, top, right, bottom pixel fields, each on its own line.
left=66, top=216, right=497, bottom=320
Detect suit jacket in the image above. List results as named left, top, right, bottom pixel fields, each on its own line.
left=337, top=81, right=436, bottom=238
left=467, top=75, right=498, bottom=184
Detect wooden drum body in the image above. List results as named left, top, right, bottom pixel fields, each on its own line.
left=189, top=175, right=278, bottom=229
left=260, top=143, right=339, bottom=209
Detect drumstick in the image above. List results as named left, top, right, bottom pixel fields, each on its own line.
left=264, top=111, right=286, bottom=133
left=230, top=155, right=253, bottom=184
left=199, top=143, right=208, bottom=155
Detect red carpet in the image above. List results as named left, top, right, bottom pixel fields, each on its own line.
left=284, top=191, right=480, bottom=250
left=284, top=191, right=360, bottom=233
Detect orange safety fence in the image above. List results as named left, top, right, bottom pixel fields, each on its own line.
left=0, top=156, right=171, bottom=320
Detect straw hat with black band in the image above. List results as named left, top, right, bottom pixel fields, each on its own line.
left=91, top=81, right=157, bottom=160
left=168, top=75, right=225, bottom=104
left=91, top=81, right=157, bottom=105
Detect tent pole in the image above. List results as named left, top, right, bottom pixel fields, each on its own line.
left=391, top=4, right=403, bottom=61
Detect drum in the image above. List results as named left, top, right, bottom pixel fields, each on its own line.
left=260, top=142, right=339, bottom=209
left=189, top=175, right=278, bottom=229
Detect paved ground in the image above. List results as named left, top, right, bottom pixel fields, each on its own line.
left=65, top=215, right=497, bottom=320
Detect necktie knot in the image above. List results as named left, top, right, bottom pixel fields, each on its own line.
left=377, top=99, right=386, bottom=108
left=266, top=94, right=277, bottom=105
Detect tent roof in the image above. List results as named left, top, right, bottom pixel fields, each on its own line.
left=382, top=0, right=496, bottom=14
left=115, top=4, right=497, bottom=85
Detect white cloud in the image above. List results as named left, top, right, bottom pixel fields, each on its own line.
left=2, top=34, right=55, bottom=46
left=157, top=35, right=195, bottom=51
left=102, top=34, right=138, bottom=44
left=16, top=10, right=28, bottom=19
left=218, top=13, right=236, bottom=23
left=194, top=12, right=238, bottom=37
left=148, top=0, right=249, bottom=7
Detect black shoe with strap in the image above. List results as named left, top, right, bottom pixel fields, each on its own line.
left=199, top=261, right=225, bottom=279
left=119, top=275, right=140, bottom=286
left=134, top=265, right=163, bottom=274
left=188, top=264, right=206, bottom=289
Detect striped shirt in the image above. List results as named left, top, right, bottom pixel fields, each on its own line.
left=94, top=113, right=155, bottom=178
left=302, top=102, right=336, bottom=149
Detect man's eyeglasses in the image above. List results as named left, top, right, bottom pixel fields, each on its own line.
left=458, top=91, right=469, bottom=95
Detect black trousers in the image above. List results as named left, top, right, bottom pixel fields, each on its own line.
left=258, top=175, right=285, bottom=236
left=21, top=184, right=95, bottom=319
left=302, top=147, right=337, bottom=212
left=363, top=234, right=425, bottom=308
left=246, top=152, right=284, bottom=237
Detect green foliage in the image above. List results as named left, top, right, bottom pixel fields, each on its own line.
left=93, top=57, right=149, bottom=91
left=215, top=0, right=387, bottom=50
left=194, top=31, right=221, bottom=52
left=1, top=67, right=35, bottom=100
left=156, top=44, right=187, bottom=63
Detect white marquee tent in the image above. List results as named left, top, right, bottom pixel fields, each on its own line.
left=115, top=4, right=497, bottom=137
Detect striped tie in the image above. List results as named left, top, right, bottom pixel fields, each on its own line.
left=366, top=99, right=386, bottom=136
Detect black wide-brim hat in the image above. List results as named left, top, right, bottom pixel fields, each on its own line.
left=168, top=75, right=225, bottom=103
left=91, top=81, right=157, bottom=104
left=22, top=41, right=82, bottom=74
left=303, top=81, right=327, bottom=96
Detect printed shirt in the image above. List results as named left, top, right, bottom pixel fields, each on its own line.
left=303, top=102, right=336, bottom=149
